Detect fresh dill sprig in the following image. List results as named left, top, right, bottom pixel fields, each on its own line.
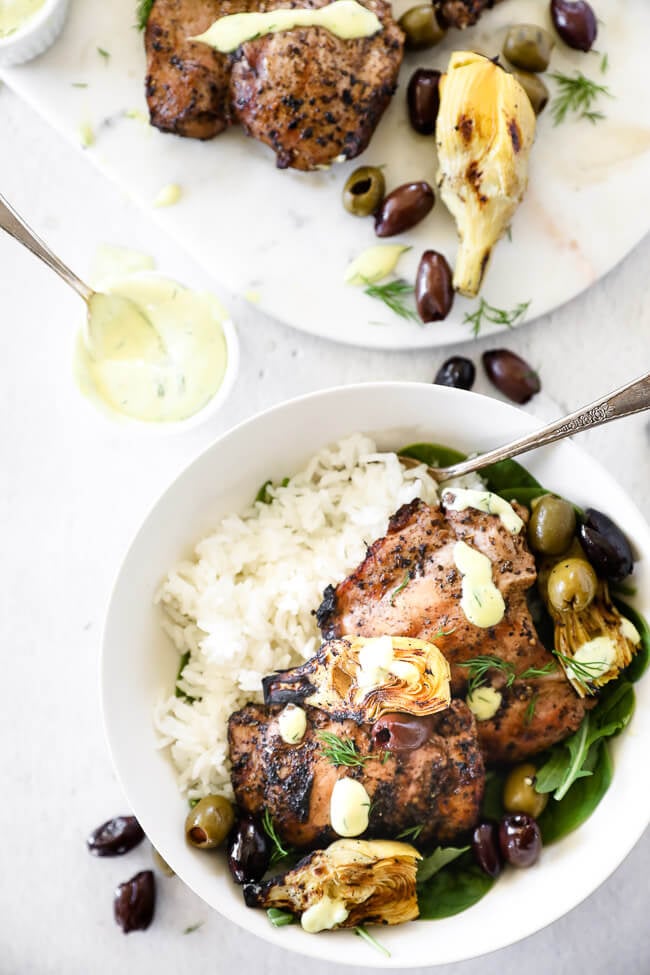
left=396, top=823, right=425, bottom=841
left=183, top=922, right=204, bottom=935
left=389, top=571, right=411, bottom=605
left=463, top=298, right=530, bottom=337
left=554, top=651, right=606, bottom=690
left=97, top=47, right=110, bottom=61
left=262, top=809, right=293, bottom=865
left=355, top=926, right=391, bottom=958
left=524, top=692, right=539, bottom=725
left=318, top=732, right=375, bottom=768
left=460, top=656, right=556, bottom=694
left=136, top=0, right=155, bottom=30
left=549, top=71, right=612, bottom=126
left=600, top=52, right=609, bottom=74
left=364, top=278, right=419, bottom=322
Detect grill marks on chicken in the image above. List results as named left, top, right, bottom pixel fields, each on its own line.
left=316, top=498, right=588, bottom=762
left=228, top=700, right=484, bottom=848
left=144, top=0, right=403, bottom=170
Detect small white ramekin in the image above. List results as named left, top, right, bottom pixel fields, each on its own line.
left=0, top=0, right=69, bottom=69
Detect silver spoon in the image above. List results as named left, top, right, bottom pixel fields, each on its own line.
left=0, top=192, right=164, bottom=360
left=400, top=372, right=650, bottom=482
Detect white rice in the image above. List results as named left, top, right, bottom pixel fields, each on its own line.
left=153, top=434, right=439, bottom=800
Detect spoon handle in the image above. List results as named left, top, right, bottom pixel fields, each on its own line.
left=435, top=372, right=650, bottom=481
left=0, top=193, right=93, bottom=302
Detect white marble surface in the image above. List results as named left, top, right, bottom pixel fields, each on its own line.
left=3, top=0, right=650, bottom=347
left=1, top=80, right=649, bottom=974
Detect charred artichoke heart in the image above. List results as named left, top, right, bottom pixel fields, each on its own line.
left=244, top=838, right=421, bottom=930
left=263, top=635, right=451, bottom=721
left=436, top=51, right=536, bottom=297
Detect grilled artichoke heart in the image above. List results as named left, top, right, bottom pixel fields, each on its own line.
left=263, top=635, right=451, bottom=721
left=243, top=838, right=421, bottom=929
left=541, top=565, right=640, bottom=697
left=436, top=51, right=536, bottom=297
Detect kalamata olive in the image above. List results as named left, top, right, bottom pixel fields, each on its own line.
left=503, top=24, right=555, bottom=72
left=342, top=166, right=386, bottom=217
left=498, top=813, right=542, bottom=868
left=550, top=0, right=597, bottom=52
left=503, top=764, right=549, bottom=818
left=547, top=557, right=598, bottom=613
left=185, top=794, right=235, bottom=849
left=482, top=349, right=541, bottom=404
left=528, top=495, right=576, bottom=556
left=471, top=822, right=502, bottom=878
left=514, top=70, right=550, bottom=116
left=398, top=5, right=446, bottom=50
left=434, top=356, right=475, bottom=390
left=375, top=182, right=435, bottom=238
left=114, top=870, right=156, bottom=933
left=407, top=68, right=442, bottom=136
left=579, top=508, right=634, bottom=582
left=86, top=816, right=145, bottom=857
left=227, top=816, right=270, bottom=884
left=415, top=250, right=454, bottom=322
left=371, top=713, right=435, bottom=752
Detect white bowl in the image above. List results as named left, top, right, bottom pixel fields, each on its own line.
left=0, top=0, right=68, bottom=67
left=101, top=382, right=650, bottom=967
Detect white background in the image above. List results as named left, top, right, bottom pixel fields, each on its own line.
left=1, top=79, right=649, bottom=974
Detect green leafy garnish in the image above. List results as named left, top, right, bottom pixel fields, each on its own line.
left=389, top=571, right=411, bottom=605
left=183, top=922, right=204, bottom=935
left=136, top=0, right=155, bottom=30
left=262, top=809, right=294, bottom=865
left=267, top=908, right=296, bottom=928
left=600, top=52, right=609, bottom=74
left=463, top=298, right=530, bottom=337
left=549, top=71, right=612, bottom=125
left=417, top=845, right=469, bottom=885
left=614, top=599, right=650, bottom=683
left=396, top=823, right=425, bottom=841
left=524, top=691, right=539, bottom=725
left=535, top=680, right=635, bottom=803
left=97, top=47, right=110, bottom=60
left=417, top=851, right=493, bottom=919
left=255, top=476, right=290, bottom=504
left=364, top=279, right=418, bottom=322
left=460, top=655, right=555, bottom=694
left=553, top=650, right=607, bottom=691
left=317, top=732, right=374, bottom=768
left=355, top=926, right=390, bottom=957
left=175, top=650, right=195, bottom=701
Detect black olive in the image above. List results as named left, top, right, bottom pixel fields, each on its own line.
left=472, top=822, right=502, bottom=878
left=87, top=816, right=145, bottom=857
left=483, top=349, right=541, bottom=404
left=415, top=250, right=454, bottom=322
left=114, top=870, right=156, bottom=933
left=227, top=816, right=270, bottom=884
left=434, top=356, right=476, bottom=390
left=579, top=508, right=634, bottom=581
left=375, top=182, right=435, bottom=237
left=498, top=814, right=542, bottom=868
left=407, top=69, right=442, bottom=135
left=371, top=713, right=435, bottom=752
left=550, top=0, right=597, bottom=52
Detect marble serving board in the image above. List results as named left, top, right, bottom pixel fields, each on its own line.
left=3, top=0, right=650, bottom=348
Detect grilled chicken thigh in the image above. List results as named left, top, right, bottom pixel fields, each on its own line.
left=316, top=498, right=588, bottom=762
left=434, top=0, right=494, bottom=29
left=145, top=0, right=403, bottom=169
left=228, top=700, right=484, bottom=848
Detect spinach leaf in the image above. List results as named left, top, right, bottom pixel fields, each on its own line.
left=480, top=769, right=506, bottom=821
left=399, top=442, right=467, bottom=468
left=417, top=852, right=494, bottom=920
left=482, top=457, right=542, bottom=493
left=417, top=845, right=469, bottom=885
left=538, top=742, right=613, bottom=844
left=614, top=599, right=650, bottom=683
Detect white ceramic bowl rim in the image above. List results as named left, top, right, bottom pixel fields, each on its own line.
left=101, top=381, right=650, bottom=968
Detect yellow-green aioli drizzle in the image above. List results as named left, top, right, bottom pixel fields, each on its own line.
left=191, top=0, right=381, bottom=53
left=76, top=276, right=228, bottom=423
left=0, top=0, right=46, bottom=37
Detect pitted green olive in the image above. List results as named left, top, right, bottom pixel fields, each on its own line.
left=547, top=558, right=598, bottom=613
left=514, top=70, right=550, bottom=116
left=398, top=6, right=446, bottom=50
left=528, top=495, right=576, bottom=555
left=185, top=795, right=235, bottom=849
left=342, top=166, right=386, bottom=217
left=503, top=24, right=555, bottom=73
left=503, top=763, right=548, bottom=818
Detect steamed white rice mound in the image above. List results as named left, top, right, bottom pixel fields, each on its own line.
left=154, top=435, right=438, bottom=800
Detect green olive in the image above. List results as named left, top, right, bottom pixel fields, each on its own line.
left=184, top=795, right=235, bottom=850
left=547, top=558, right=598, bottom=613
left=514, top=70, right=550, bottom=116
left=342, top=166, right=386, bottom=217
left=528, top=495, right=576, bottom=555
left=503, top=24, right=555, bottom=73
left=503, top=763, right=548, bottom=818
left=398, top=5, right=446, bottom=51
